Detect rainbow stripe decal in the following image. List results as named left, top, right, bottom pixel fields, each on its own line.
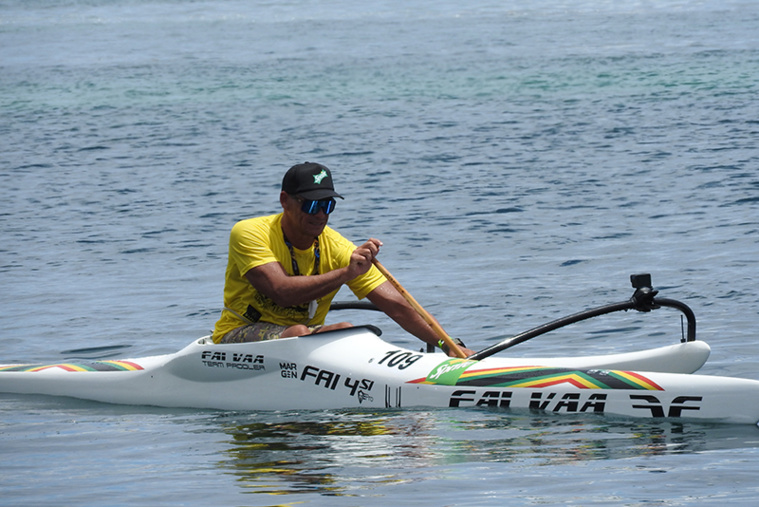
left=0, top=360, right=144, bottom=373
left=410, top=360, right=663, bottom=391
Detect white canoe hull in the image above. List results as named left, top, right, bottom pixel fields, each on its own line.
left=2, top=327, right=757, bottom=424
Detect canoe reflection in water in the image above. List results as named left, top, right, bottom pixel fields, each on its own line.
left=215, top=410, right=759, bottom=497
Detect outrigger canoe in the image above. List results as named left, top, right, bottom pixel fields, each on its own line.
left=2, top=274, right=759, bottom=425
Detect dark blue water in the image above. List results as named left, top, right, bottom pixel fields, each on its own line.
left=2, top=0, right=759, bottom=505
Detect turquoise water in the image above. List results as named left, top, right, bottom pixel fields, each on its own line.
left=2, top=0, right=759, bottom=505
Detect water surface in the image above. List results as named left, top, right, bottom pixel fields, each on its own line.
left=2, top=0, right=758, bottom=505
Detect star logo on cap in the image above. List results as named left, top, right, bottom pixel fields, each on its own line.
left=313, top=169, right=328, bottom=184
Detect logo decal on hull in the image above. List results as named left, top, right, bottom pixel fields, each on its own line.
left=201, top=351, right=265, bottom=371
left=299, top=364, right=376, bottom=403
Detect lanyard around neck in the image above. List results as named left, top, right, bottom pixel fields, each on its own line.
left=282, top=231, right=320, bottom=277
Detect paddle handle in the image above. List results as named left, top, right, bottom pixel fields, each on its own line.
left=372, top=259, right=467, bottom=358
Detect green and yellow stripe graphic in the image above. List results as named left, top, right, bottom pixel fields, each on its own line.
left=0, top=360, right=144, bottom=373
left=411, top=361, right=663, bottom=391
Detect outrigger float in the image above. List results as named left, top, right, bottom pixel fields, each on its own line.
left=2, top=274, right=758, bottom=425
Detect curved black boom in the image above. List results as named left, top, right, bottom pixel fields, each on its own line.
left=466, top=274, right=697, bottom=361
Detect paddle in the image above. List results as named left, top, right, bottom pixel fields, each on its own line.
left=372, top=259, right=468, bottom=359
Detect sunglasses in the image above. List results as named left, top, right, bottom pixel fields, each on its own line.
left=297, top=197, right=337, bottom=215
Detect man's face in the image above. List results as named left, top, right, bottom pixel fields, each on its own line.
left=282, top=193, right=330, bottom=239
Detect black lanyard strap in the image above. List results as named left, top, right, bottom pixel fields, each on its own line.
left=282, top=231, right=320, bottom=277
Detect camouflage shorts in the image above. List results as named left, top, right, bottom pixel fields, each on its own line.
left=219, top=322, right=322, bottom=344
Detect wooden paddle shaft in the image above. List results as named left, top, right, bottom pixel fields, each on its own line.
left=372, top=259, right=467, bottom=358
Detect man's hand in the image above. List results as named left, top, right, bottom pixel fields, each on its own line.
left=347, top=238, right=383, bottom=279
left=449, top=345, right=476, bottom=358
left=440, top=338, right=474, bottom=358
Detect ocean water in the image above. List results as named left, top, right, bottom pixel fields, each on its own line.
left=2, top=0, right=759, bottom=505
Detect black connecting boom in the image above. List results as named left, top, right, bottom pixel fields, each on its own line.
left=466, top=274, right=697, bottom=361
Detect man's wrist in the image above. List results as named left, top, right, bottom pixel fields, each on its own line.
left=438, top=337, right=466, bottom=355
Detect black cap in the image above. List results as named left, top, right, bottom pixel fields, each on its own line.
left=281, top=162, right=344, bottom=200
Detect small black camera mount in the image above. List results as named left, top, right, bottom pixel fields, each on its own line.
left=630, top=273, right=659, bottom=312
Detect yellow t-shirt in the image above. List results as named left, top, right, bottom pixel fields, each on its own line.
left=212, top=213, right=386, bottom=342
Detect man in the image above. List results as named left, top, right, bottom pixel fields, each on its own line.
left=212, top=162, right=473, bottom=357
